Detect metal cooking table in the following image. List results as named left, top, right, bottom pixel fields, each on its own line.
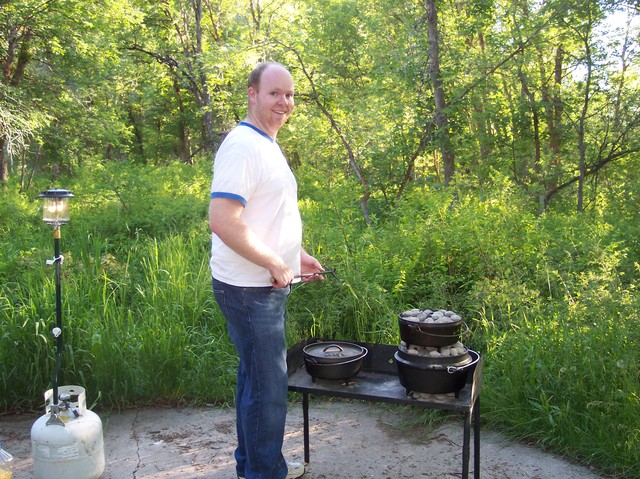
left=286, top=339, right=482, bottom=479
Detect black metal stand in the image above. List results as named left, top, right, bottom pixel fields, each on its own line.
left=52, top=226, right=63, bottom=408
left=287, top=340, right=482, bottom=479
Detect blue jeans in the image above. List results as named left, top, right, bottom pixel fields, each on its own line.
left=212, top=277, right=291, bottom=479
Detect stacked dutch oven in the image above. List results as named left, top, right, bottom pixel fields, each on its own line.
left=395, top=308, right=479, bottom=396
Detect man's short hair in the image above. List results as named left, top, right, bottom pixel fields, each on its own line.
left=248, top=61, right=287, bottom=90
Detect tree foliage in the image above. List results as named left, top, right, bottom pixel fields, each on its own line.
left=1, top=0, right=637, bottom=214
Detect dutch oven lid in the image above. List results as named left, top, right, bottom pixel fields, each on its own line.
left=394, top=350, right=477, bottom=371
left=303, top=341, right=366, bottom=364
left=397, top=344, right=473, bottom=368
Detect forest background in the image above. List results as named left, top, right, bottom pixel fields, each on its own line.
left=1, top=0, right=639, bottom=477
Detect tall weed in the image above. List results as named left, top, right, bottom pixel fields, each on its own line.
left=1, top=167, right=638, bottom=477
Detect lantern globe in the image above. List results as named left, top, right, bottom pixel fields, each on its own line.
left=39, top=189, right=74, bottom=225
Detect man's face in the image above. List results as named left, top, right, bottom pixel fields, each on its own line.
left=248, top=65, right=295, bottom=138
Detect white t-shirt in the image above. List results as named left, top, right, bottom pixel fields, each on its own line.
left=210, top=122, right=302, bottom=287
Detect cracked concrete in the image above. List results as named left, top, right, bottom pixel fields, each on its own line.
left=1, top=399, right=606, bottom=479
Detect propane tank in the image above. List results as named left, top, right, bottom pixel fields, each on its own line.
left=30, top=385, right=105, bottom=479
left=0, top=444, right=13, bottom=479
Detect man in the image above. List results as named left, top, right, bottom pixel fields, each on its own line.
left=209, top=62, right=324, bottom=479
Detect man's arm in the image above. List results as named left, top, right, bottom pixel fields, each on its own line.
left=209, top=197, right=294, bottom=287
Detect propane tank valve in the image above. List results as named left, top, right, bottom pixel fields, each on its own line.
left=59, top=393, right=80, bottom=418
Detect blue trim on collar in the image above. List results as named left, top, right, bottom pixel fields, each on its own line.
left=239, top=121, right=275, bottom=142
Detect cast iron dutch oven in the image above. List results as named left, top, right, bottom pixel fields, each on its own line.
left=397, top=314, right=469, bottom=347
left=303, top=341, right=368, bottom=380
left=396, top=343, right=472, bottom=367
left=395, top=349, right=480, bottom=395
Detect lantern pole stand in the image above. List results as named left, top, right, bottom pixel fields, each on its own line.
left=39, top=188, right=73, bottom=427
left=45, top=225, right=66, bottom=426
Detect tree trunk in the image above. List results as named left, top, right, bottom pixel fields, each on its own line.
left=1, top=24, right=34, bottom=184
left=577, top=41, right=592, bottom=213
left=9, top=28, right=33, bottom=87
left=549, top=46, right=564, bottom=155
left=538, top=45, right=564, bottom=206
left=191, top=0, right=214, bottom=153
left=517, top=67, right=541, bottom=177
left=0, top=139, right=7, bottom=183
left=173, top=76, right=191, bottom=164
left=425, top=0, right=454, bottom=185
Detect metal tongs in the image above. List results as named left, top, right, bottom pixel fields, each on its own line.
left=295, top=267, right=339, bottom=281
left=271, top=268, right=339, bottom=286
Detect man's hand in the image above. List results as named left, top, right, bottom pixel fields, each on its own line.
left=299, top=249, right=324, bottom=282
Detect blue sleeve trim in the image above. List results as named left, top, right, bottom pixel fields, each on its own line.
left=211, top=191, right=247, bottom=206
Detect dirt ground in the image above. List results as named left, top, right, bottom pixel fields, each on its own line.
left=0, top=398, right=607, bottom=479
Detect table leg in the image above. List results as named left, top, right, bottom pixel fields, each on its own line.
left=474, top=396, right=480, bottom=479
left=303, top=393, right=310, bottom=464
left=462, top=409, right=471, bottom=479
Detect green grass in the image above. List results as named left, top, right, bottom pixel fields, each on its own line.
left=1, top=169, right=639, bottom=478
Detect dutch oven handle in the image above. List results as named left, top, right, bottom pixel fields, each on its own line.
left=304, top=344, right=345, bottom=364
left=446, top=351, right=480, bottom=374
left=413, top=321, right=469, bottom=338
left=323, top=344, right=344, bottom=353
